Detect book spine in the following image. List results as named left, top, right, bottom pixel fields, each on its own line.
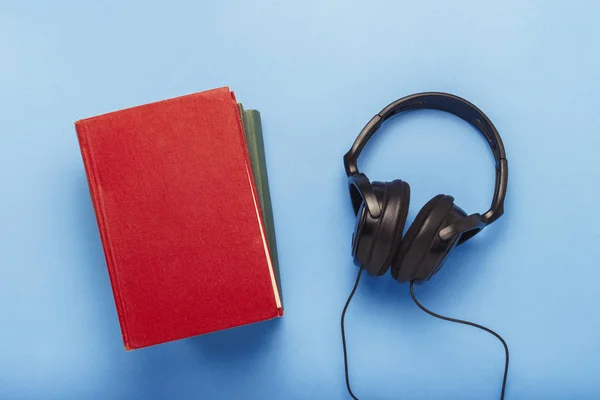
left=245, top=110, right=283, bottom=312
left=230, top=94, right=282, bottom=312
left=75, top=121, right=132, bottom=349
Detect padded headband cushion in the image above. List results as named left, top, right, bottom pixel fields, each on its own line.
left=392, top=195, right=454, bottom=282
left=367, top=180, right=410, bottom=275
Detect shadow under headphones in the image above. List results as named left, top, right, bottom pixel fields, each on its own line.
left=344, top=92, right=508, bottom=281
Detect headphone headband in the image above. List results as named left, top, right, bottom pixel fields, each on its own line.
left=343, top=92, right=508, bottom=229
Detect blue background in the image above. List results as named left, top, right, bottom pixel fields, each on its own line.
left=2, top=1, right=600, bottom=399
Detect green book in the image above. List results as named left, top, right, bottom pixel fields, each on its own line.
left=238, top=104, right=283, bottom=308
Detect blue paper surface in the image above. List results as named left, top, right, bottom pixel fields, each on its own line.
left=1, top=1, right=600, bottom=399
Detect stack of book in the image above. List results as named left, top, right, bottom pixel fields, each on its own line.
left=76, top=87, right=283, bottom=350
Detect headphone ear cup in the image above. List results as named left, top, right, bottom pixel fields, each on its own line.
left=391, top=195, right=455, bottom=282
left=366, top=180, right=410, bottom=275
left=356, top=182, right=386, bottom=274
left=351, top=183, right=385, bottom=269
left=351, top=180, right=410, bottom=276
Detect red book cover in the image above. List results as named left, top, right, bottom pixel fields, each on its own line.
left=76, top=87, right=282, bottom=350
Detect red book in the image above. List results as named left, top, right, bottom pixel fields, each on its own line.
left=76, top=87, right=282, bottom=350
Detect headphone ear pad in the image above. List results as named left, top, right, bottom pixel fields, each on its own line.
left=391, top=195, right=455, bottom=282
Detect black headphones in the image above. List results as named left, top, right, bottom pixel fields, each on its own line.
left=344, top=92, right=508, bottom=282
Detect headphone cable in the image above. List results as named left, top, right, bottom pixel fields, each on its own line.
left=341, top=265, right=364, bottom=400
left=340, top=269, right=509, bottom=400
left=409, top=281, right=510, bottom=400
